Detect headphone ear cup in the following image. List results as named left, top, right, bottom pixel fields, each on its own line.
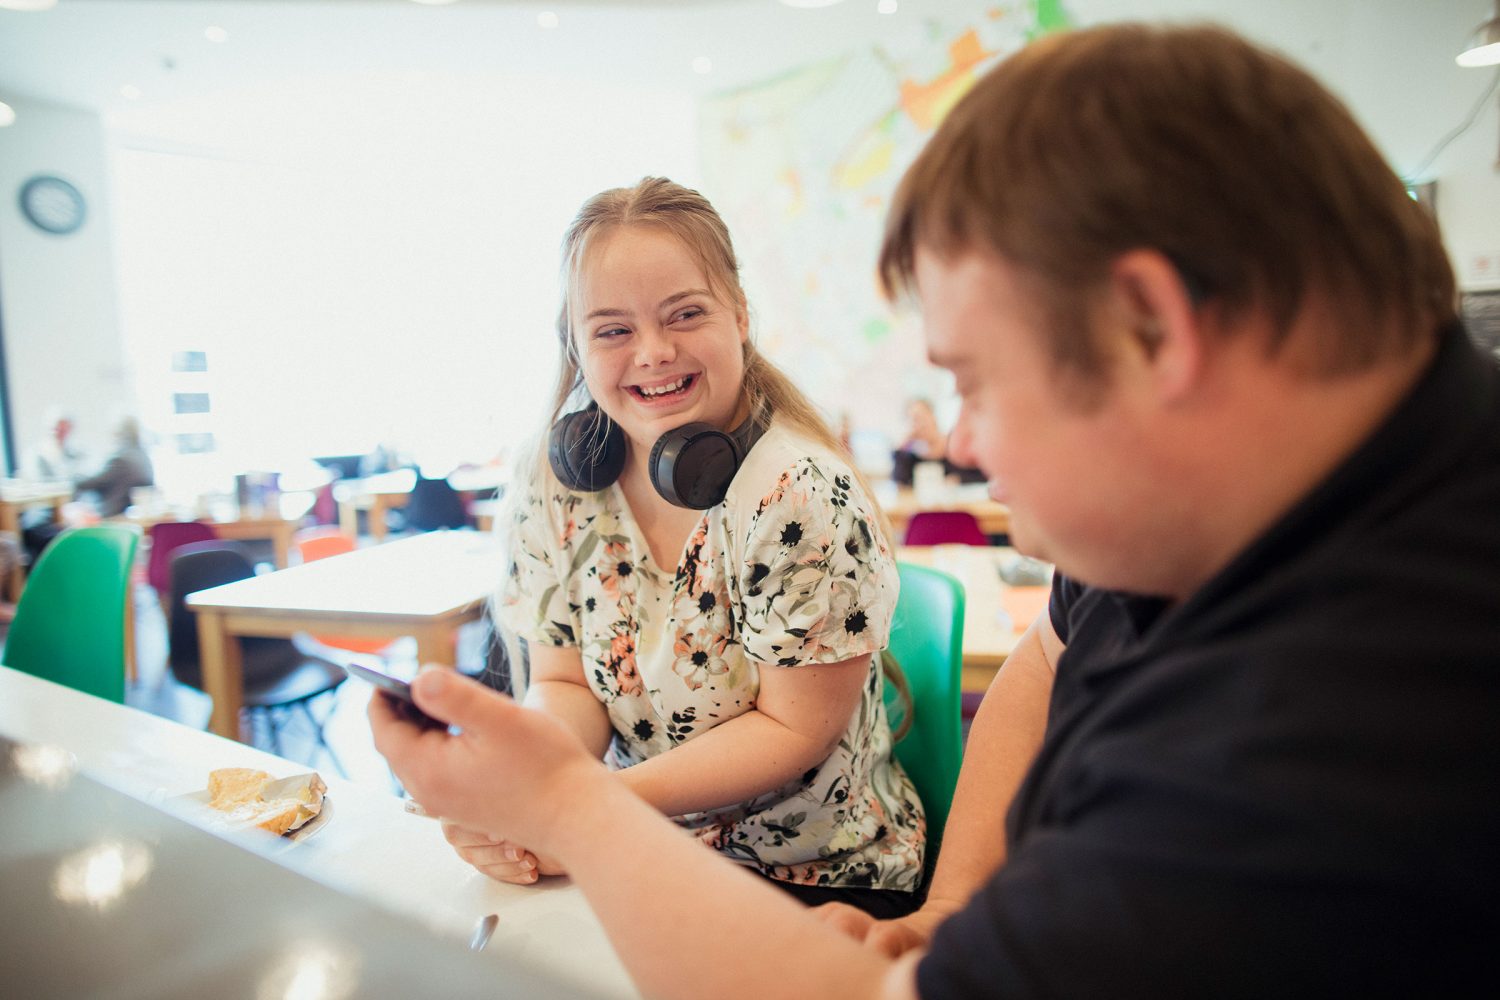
left=647, top=431, right=675, bottom=497
left=650, top=422, right=743, bottom=509
left=548, top=408, right=627, bottom=492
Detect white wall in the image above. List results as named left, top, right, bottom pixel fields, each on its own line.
left=106, top=72, right=698, bottom=496
left=1069, top=0, right=1500, bottom=290
left=0, top=96, right=132, bottom=474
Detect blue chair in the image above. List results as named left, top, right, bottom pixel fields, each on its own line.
left=884, top=562, right=966, bottom=849
left=4, top=525, right=140, bottom=703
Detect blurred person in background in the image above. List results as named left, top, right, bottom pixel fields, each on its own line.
left=74, top=416, right=154, bottom=519
left=23, top=409, right=86, bottom=482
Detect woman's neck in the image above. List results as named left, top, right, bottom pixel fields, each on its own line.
left=618, top=460, right=704, bottom=571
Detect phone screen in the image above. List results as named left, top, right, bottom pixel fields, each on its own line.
left=344, top=662, right=446, bottom=729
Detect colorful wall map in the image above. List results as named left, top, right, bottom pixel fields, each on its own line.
left=699, top=2, right=1072, bottom=445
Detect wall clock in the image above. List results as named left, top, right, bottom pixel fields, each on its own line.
left=19, top=175, right=87, bottom=235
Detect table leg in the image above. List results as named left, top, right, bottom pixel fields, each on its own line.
left=414, top=626, right=454, bottom=667
left=196, top=609, right=246, bottom=740
left=124, top=581, right=137, bottom=684
left=338, top=498, right=358, bottom=540
left=0, top=504, right=23, bottom=603
left=271, top=525, right=292, bottom=569
left=370, top=498, right=389, bottom=543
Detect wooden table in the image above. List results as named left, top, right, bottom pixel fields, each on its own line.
left=880, top=483, right=1011, bottom=540
left=335, top=469, right=417, bottom=542
left=472, top=497, right=502, bottom=533
left=187, top=530, right=505, bottom=739
left=121, top=492, right=316, bottom=570
left=895, top=544, right=1052, bottom=692
left=0, top=479, right=71, bottom=599
left=0, top=665, right=635, bottom=999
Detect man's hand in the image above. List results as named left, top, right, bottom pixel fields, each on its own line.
left=369, top=666, right=606, bottom=857
left=440, top=820, right=567, bottom=884
left=813, top=900, right=959, bottom=958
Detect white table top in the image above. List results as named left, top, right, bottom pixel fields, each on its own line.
left=187, top=529, right=505, bottom=619
left=0, top=665, right=635, bottom=999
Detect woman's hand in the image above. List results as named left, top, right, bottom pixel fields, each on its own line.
left=811, top=899, right=960, bottom=958
left=440, top=820, right=567, bottom=884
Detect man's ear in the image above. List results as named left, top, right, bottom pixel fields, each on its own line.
left=1106, top=250, right=1204, bottom=403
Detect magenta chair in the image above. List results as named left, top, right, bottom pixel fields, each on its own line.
left=903, top=511, right=989, bottom=546
left=146, top=521, right=220, bottom=596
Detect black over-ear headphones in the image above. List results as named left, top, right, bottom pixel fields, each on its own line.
left=548, top=402, right=767, bottom=509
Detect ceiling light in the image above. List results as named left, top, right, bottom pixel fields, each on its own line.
left=0, top=102, right=16, bottom=128
left=1457, top=9, right=1500, bottom=67
left=408, top=0, right=462, bottom=6
left=204, top=26, right=228, bottom=43
left=692, top=57, right=713, bottom=75
left=0, top=1, right=60, bottom=12
left=778, top=0, right=846, bottom=8
left=877, top=0, right=898, bottom=12
left=120, top=85, right=142, bottom=100
left=537, top=11, right=559, bottom=29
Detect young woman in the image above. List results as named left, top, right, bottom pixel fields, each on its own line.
left=447, top=177, right=924, bottom=916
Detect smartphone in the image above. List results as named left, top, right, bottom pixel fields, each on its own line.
left=344, top=662, right=446, bottom=730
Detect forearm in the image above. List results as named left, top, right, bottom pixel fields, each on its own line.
left=616, top=709, right=837, bottom=817
left=922, top=620, right=1054, bottom=910
left=522, top=679, right=614, bottom=760
left=557, top=775, right=916, bottom=1000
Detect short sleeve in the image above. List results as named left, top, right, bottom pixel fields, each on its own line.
left=496, top=476, right=579, bottom=648
left=735, top=459, right=897, bottom=667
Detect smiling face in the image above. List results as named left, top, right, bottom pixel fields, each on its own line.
left=917, top=247, right=1153, bottom=583
left=573, top=225, right=749, bottom=459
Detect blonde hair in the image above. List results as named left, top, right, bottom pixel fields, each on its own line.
left=546, top=177, right=849, bottom=467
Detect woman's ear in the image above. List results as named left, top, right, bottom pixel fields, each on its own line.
left=736, top=295, right=750, bottom=343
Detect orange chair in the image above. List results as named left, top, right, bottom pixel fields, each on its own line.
left=293, top=526, right=394, bottom=655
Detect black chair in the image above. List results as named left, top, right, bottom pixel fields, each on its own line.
left=169, top=540, right=348, bottom=774
left=311, top=454, right=365, bottom=481
left=403, top=476, right=468, bottom=533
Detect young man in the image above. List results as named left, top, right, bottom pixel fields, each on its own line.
left=371, top=24, right=1499, bottom=999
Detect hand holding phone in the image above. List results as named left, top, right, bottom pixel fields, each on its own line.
left=345, top=662, right=447, bottom=730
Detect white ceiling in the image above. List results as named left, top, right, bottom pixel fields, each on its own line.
left=0, top=0, right=991, bottom=117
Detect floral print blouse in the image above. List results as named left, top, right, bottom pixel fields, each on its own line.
left=499, top=421, right=925, bottom=891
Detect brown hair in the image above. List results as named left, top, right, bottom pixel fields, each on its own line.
left=880, top=23, right=1457, bottom=383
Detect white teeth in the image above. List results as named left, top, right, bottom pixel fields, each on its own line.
left=639, top=376, right=688, bottom=398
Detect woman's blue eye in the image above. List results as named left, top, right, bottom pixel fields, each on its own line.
left=674, top=307, right=705, bottom=323
left=597, top=326, right=629, bottom=339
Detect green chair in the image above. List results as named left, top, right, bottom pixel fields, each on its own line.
left=4, top=524, right=140, bottom=703
left=884, top=561, right=966, bottom=848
